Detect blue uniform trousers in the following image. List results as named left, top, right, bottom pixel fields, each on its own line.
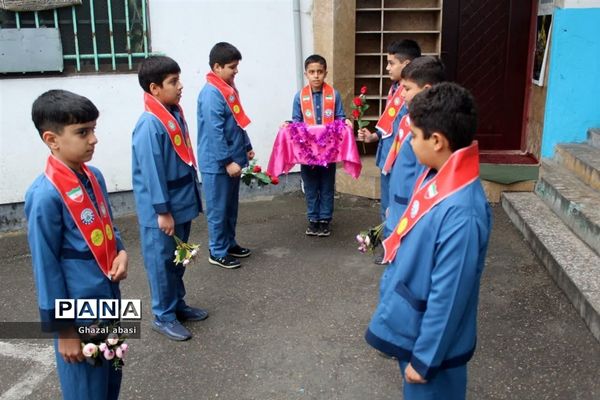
left=300, top=163, right=336, bottom=222
left=140, top=222, right=190, bottom=322
left=201, top=173, right=240, bottom=258
left=399, top=361, right=467, bottom=400
left=55, top=339, right=122, bottom=400
left=380, top=172, right=391, bottom=237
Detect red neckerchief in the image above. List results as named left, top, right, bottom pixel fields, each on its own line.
left=382, top=114, right=411, bottom=175
left=376, top=84, right=404, bottom=138
left=300, top=83, right=336, bottom=125
left=144, top=93, right=197, bottom=168
left=45, top=155, right=117, bottom=278
left=206, top=71, right=251, bottom=129
left=382, top=142, right=480, bottom=263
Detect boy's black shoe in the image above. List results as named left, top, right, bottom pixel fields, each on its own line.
left=228, top=245, right=251, bottom=258
left=152, top=319, right=192, bottom=341
left=318, top=221, right=331, bottom=237
left=208, top=253, right=241, bottom=269
left=373, top=255, right=386, bottom=265
left=305, top=220, right=320, bottom=236
left=176, top=306, right=209, bottom=322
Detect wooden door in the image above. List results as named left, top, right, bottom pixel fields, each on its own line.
left=442, top=0, right=533, bottom=150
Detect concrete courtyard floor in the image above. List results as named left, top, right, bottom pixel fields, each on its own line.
left=0, top=192, right=599, bottom=400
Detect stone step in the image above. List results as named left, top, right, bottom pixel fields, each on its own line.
left=501, top=192, right=600, bottom=343
left=537, top=159, right=600, bottom=255
left=555, top=143, right=600, bottom=191
left=588, top=128, right=600, bottom=149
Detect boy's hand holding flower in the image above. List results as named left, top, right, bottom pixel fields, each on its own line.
left=173, top=235, right=201, bottom=266
left=241, top=159, right=278, bottom=187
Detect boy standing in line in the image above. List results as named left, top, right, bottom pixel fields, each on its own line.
left=357, top=40, right=421, bottom=240
left=291, top=54, right=350, bottom=237
left=197, top=42, right=254, bottom=269
left=366, top=83, right=492, bottom=400
left=25, top=90, right=128, bottom=399
left=383, top=56, right=446, bottom=240
left=132, top=56, right=205, bottom=342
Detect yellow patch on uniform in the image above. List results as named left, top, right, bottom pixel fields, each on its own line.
left=105, top=224, right=113, bottom=240
left=388, top=107, right=396, bottom=117
left=174, top=135, right=182, bottom=146
left=396, top=217, right=408, bottom=235
left=233, top=105, right=240, bottom=114
left=91, top=229, right=104, bottom=246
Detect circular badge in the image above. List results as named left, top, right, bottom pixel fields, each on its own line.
left=80, top=208, right=95, bottom=225
left=174, top=135, right=182, bottom=146
left=105, top=224, right=113, bottom=240
left=91, top=229, right=104, bottom=246
left=99, top=203, right=107, bottom=218
left=233, top=105, right=240, bottom=114
left=228, top=95, right=235, bottom=103
left=394, top=97, right=401, bottom=106
left=324, top=109, right=333, bottom=117
left=388, top=107, right=396, bottom=117
left=398, top=128, right=404, bottom=140
left=168, top=120, right=177, bottom=132
left=396, top=217, right=408, bottom=235
left=305, top=109, right=312, bottom=118
left=410, top=200, right=420, bottom=219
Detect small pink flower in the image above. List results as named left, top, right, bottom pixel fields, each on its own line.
left=356, top=234, right=364, bottom=244
left=364, top=236, right=371, bottom=246
left=191, top=249, right=198, bottom=257
left=106, top=333, right=119, bottom=346
left=103, top=349, right=115, bottom=360
left=99, top=343, right=107, bottom=352
left=182, top=259, right=190, bottom=266
left=115, top=347, right=124, bottom=359
left=82, top=343, right=97, bottom=358
left=120, top=343, right=129, bottom=352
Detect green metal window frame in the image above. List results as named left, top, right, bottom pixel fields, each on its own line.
left=1, top=0, right=155, bottom=72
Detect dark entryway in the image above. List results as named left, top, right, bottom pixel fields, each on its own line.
left=442, top=0, right=533, bottom=150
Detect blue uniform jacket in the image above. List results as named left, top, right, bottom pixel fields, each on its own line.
left=385, top=136, right=427, bottom=233
left=25, top=166, right=124, bottom=331
left=366, top=176, right=492, bottom=380
left=132, top=108, right=202, bottom=228
left=375, top=87, right=407, bottom=169
left=291, top=88, right=346, bottom=123
left=197, top=84, right=253, bottom=173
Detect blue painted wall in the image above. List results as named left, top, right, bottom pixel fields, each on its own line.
left=541, top=8, right=600, bottom=157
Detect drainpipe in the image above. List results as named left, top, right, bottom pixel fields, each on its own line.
left=293, top=0, right=304, bottom=90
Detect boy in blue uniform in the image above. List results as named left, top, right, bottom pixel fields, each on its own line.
left=197, top=42, right=254, bottom=269
left=366, top=83, right=492, bottom=400
left=132, top=56, right=205, bottom=341
left=25, top=90, right=128, bottom=400
left=384, top=56, right=446, bottom=241
left=357, top=40, right=421, bottom=239
left=291, top=54, right=349, bottom=236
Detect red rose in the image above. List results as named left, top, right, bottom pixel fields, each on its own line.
left=360, top=85, right=368, bottom=94
left=353, top=97, right=362, bottom=106
left=253, top=165, right=262, bottom=173
left=352, top=109, right=360, bottom=119
left=271, top=176, right=279, bottom=185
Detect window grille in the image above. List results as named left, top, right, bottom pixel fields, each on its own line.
left=0, top=0, right=154, bottom=73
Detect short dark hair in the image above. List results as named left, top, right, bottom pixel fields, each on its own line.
left=138, top=55, right=181, bottom=93
left=304, top=54, right=327, bottom=70
left=31, top=90, right=99, bottom=138
left=401, top=56, right=446, bottom=87
left=387, top=39, right=421, bottom=62
left=409, top=82, right=477, bottom=152
left=209, top=42, right=242, bottom=69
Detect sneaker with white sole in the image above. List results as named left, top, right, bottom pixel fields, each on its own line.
left=208, top=253, right=241, bottom=269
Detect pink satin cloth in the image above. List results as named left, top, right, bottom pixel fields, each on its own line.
left=267, top=122, right=362, bottom=179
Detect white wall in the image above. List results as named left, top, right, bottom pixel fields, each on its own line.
left=0, top=0, right=314, bottom=204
